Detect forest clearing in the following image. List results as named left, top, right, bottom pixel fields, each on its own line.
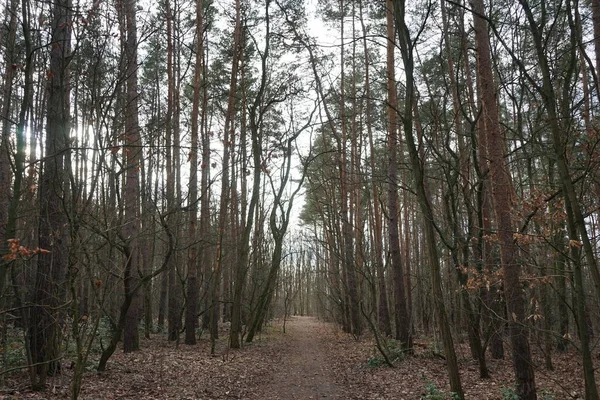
left=2, top=0, right=600, bottom=398
left=1, top=317, right=591, bottom=399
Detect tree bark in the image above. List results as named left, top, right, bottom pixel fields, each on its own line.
left=122, top=0, right=142, bottom=353
left=165, top=0, right=182, bottom=344
left=0, top=0, right=19, bottom=290
left=361, top=0, right=391, bottom=337
left=440, top=0, right=488, bottom=378
left=30, top=0, right=72, bottom=385
left=514, top=0, right=599, bottom=397
left=385, top=0, right=410, bottom=346
left=185, top=0, right=204, bottom=346
left=592, top=0, right=600, bottom=80
left=393, top=1, right=464, bottom=397
left=337, top=0, right=361, bottom=337
left=471, top=0, right=537, bottom=397
left=223, top=0, right=244, bottom=349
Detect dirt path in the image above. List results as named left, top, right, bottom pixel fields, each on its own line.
left=4, top=313, right=588, bottom=399
left=254, top=316, right=347, bottom=400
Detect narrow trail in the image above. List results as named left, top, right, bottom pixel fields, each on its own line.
left=7, top=313, right=582, bottom=399
left=255, top=316, right=347, bottom=400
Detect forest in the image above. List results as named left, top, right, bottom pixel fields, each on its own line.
left=1, top=0, right=600, bottom=398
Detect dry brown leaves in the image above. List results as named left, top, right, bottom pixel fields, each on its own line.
left=1, top=318, right=593, bottom=400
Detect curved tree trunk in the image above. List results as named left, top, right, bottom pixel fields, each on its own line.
left=393, top=0, right=463, bottom=397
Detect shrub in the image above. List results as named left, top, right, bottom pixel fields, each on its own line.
left=423, top=381, right=445, bottom=400
left=500, top=387, right=519, bottom=400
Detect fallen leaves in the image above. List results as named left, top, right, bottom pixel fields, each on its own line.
left=3, top=317, right=590, bottom=399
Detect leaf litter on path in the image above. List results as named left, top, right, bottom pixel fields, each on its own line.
left=2, top=316, right=592, bottom=399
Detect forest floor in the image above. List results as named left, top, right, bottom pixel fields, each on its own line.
left=1, top=316, right=593, bottom=399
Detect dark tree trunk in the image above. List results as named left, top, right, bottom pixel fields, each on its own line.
left=338, top=0, right=361, bottom=338
left=592, top=0, right=600, bottom=80
left=0, top=0, right=19, bottom=292
left=386, top=0, right=411, bottom=347
left=122, top=0, right=142, bottom=353
left=29, top=0, right=72, bottom=387
left=514, top=1, right=599, bottom=397
left=471, top=0, right=537, bottom=397
left=185, top=0, right=204, bottom=346
left=361, top=0, right=391, bottom=337
left=222, top=0, right=244, bottom=349
left=393, top=0, right=464, bottom=397
left=0, top=0, right=18, bottom=263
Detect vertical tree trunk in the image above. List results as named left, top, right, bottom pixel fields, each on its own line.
left=199, top=42, right=212, bottom=335
left=3, top=0, right=33, bottom=387
left=515, top=1, right=599, bottom=397
left=338, top=0, right=361, bottom=337
left=122, top=0, right=142, bottom=353
left=549, top=161, right=569, bottom=352
left=350, top=0, right=365, bottom=336
left=0, top=0, right=19, bottom=292
left=165, top=0, right=177, bottom=342
left=592, top=0, right=600, bottom=80
left=472, top=57, right=504, bottom=361
left=440, top=0, right=489, bottom=378
left=185, top=0, right=204, bottom=346
left=471, top=0, right=536, bottom=397
left=141, top=140, right=153, bottom=338
left=30, top=0, right=72, bottom=386
left=158, top=266, right=168, bottom=330
left=221, top=0, right=243, bottom=349
left=360, top=0, right=391, bottom=337
left=386, top=0, right=411, bottom=349
left=172, top=1, right=184, bottom=343
left=0, top=0, right=18, bottom=253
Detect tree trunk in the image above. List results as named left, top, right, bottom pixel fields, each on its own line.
left=0, top=0, right=18, bottom=264
left=516, top=1, right=600, bottom=397
left=361, top=0, right=391, bottom=337
left=122, top=0, right=142, bottom=353
left=592, top=0, right=600, bottom=81
left=29, top=0, right=72, bottom=387
left=440, top=0, right=489, bottom=378
left=158, top=266, right=168, bottom=331
left=165, top=0, right=181, bottom=343
left=337, top=0, right=361, bottom=337
left=471, top=0, right=537, bottom=397
left=222, top=0, right=244, bottom=349
left=386, top=0, right=410, bottom=347
left=0, top=0, right=20, bottom=295
left=245, top=107, right=309, bottom=343
left=185, top=0, right=204, bottom=346
left=3, top=0, right=33, bottom=387
left=393, top=1, right=463, bottom=397
left=199, top=42, right=212, bottom=335
left=549, top=161, right=569, bottom=353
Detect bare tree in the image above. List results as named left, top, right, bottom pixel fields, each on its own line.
left=29, top=0, right=72, bottom=386
left=386, top=0, right=411, bottom=348
left=185, top=0, right=205, bottom=346
left=470, top=0, right=537, bottom=397
left=392, top=0, right=464, bottom=397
